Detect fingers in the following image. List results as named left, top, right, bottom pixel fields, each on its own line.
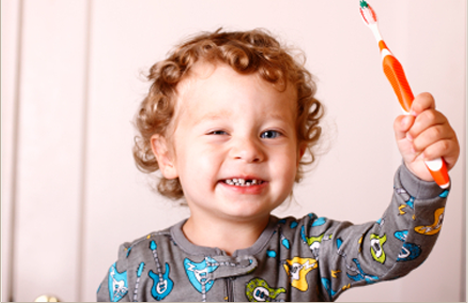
left=405, top=93, right=459, bottom=168
left=395, top=92, right=440, bottom=142
left=409, top=92, right=436, bottom=116
left=411, top=124, right=455, bottom=157
left=406, top=109, right=448, bottom=143
left=394, top=114, right=415, bottom=141
left=394, top=92, right=460, bottom=176
left=420, top=139, right=459, bottom=164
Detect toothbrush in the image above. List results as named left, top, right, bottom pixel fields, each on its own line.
left=359, top=0, right=450, bottom=189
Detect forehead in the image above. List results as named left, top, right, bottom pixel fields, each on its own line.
left=175, top=62, right=297, bottom=122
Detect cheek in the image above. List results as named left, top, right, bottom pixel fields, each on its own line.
left=177, top=143, right=223, bottom=183
left=271, top=146, right=299, bottom=181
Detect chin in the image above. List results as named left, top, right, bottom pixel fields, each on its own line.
left=219, top=201, right=276, bottom=221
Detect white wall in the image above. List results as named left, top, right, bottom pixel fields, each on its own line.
left=2, top=0, right=465, bottom=301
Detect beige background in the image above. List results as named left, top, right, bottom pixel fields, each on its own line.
left=2, top=0, right=466, bottom=301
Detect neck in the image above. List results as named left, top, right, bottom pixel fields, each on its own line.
left=182, top=214, right=270, bottom=256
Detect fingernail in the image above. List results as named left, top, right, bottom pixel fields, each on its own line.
left=410, top=110, right=417, bottom=117
left=406, top=133, right=413, bottom=141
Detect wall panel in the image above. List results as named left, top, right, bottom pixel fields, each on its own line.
left=12, top=0, right=89, bottom=301
left=1, top=0, right=21, bottom=301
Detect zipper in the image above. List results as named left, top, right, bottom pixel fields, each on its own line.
left=226, top=277, right=234, bottom=302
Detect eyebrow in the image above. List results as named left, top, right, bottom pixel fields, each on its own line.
left=266, top=112, right=291, bottom=121
left=190, top=110, right=232, bottom=127
left=201, top=111, right=289, bottom=121
left=200, top=111, right=231, bottom=122
left=201, top=111, right=232, bottom=121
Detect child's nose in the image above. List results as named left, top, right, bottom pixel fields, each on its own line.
left=230, top=137, right=265, bottom=163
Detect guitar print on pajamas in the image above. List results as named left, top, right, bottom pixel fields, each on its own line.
left=108, top=262, right=128, bottom=302
left=301, top=227, right=326, bottom=259
left=370, top=234, right=387, bottom=264
left=415, top=207, right=445, bottom=235
left=394, top=230, right=422, bottom=261
left=148, top=240, right=174, bottom=301
left=283, top=257, right=317, bottom=291
left=184, top=256, right=220, bottom=302
left=133, top=262, right=145, bottom=302
left=321, top=278, right=337, bottom=299
left=245, top=278, right=286, bottom=302
left=346, top=258, right=379, bottom=284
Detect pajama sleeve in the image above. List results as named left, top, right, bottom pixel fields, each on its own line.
left=302, top=164, right=449, bottom=301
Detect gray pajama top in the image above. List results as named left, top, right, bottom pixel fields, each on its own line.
left=97, top=164, right=449, bottom=302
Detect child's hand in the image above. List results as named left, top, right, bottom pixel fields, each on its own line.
left=394, top=92, right=460, bottom=182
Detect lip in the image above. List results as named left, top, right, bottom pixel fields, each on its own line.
left=219, top=180, right=268, bottom=195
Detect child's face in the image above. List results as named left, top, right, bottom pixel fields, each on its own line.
left=154, top=63, right=303, bottom=223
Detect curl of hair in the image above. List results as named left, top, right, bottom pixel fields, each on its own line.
left=133, top=28, right=323, bottom=200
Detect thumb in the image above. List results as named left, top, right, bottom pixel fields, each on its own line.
left=394, top=114, right=414, bottom=141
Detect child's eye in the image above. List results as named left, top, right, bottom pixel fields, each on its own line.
left=209, top=130, right=228, bottom=135
left=260, top=130, right=282, bottom=139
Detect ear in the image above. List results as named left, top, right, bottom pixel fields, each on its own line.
left=150, top=134, right=178, bottom=179
left=297, top=143, right=307, bottom=168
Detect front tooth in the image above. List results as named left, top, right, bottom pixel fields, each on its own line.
left=232, top=178, right=238, bottom=183
left=252, top=180, right=257, bottom=185
left=239, top=179, right=245, bottom=185
left=226, top=179, right=233, bottom=185
left=246, top=182, right=251, bottom=186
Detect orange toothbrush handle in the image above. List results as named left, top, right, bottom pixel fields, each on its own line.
left=382, top=54, right=414, bottom=113
left=425, top=158, right=450, bottom=189
left=380, top=45, right=450, bottom=188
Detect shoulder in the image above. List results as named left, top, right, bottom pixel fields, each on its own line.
left=275, top=213, right=336, bottom=239
left=116, top=226, right=174, bottom=261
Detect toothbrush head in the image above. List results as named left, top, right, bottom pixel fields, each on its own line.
left=359, top=0, right=378, bottom=26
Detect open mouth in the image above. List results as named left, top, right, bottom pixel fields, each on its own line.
left=222, top=178, right=265, bottom=187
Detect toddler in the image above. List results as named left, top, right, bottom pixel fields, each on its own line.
left=97, top=28, right=459, bottom=302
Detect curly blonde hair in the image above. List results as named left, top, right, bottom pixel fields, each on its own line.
left=133, top=28, right=323, bottom=200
